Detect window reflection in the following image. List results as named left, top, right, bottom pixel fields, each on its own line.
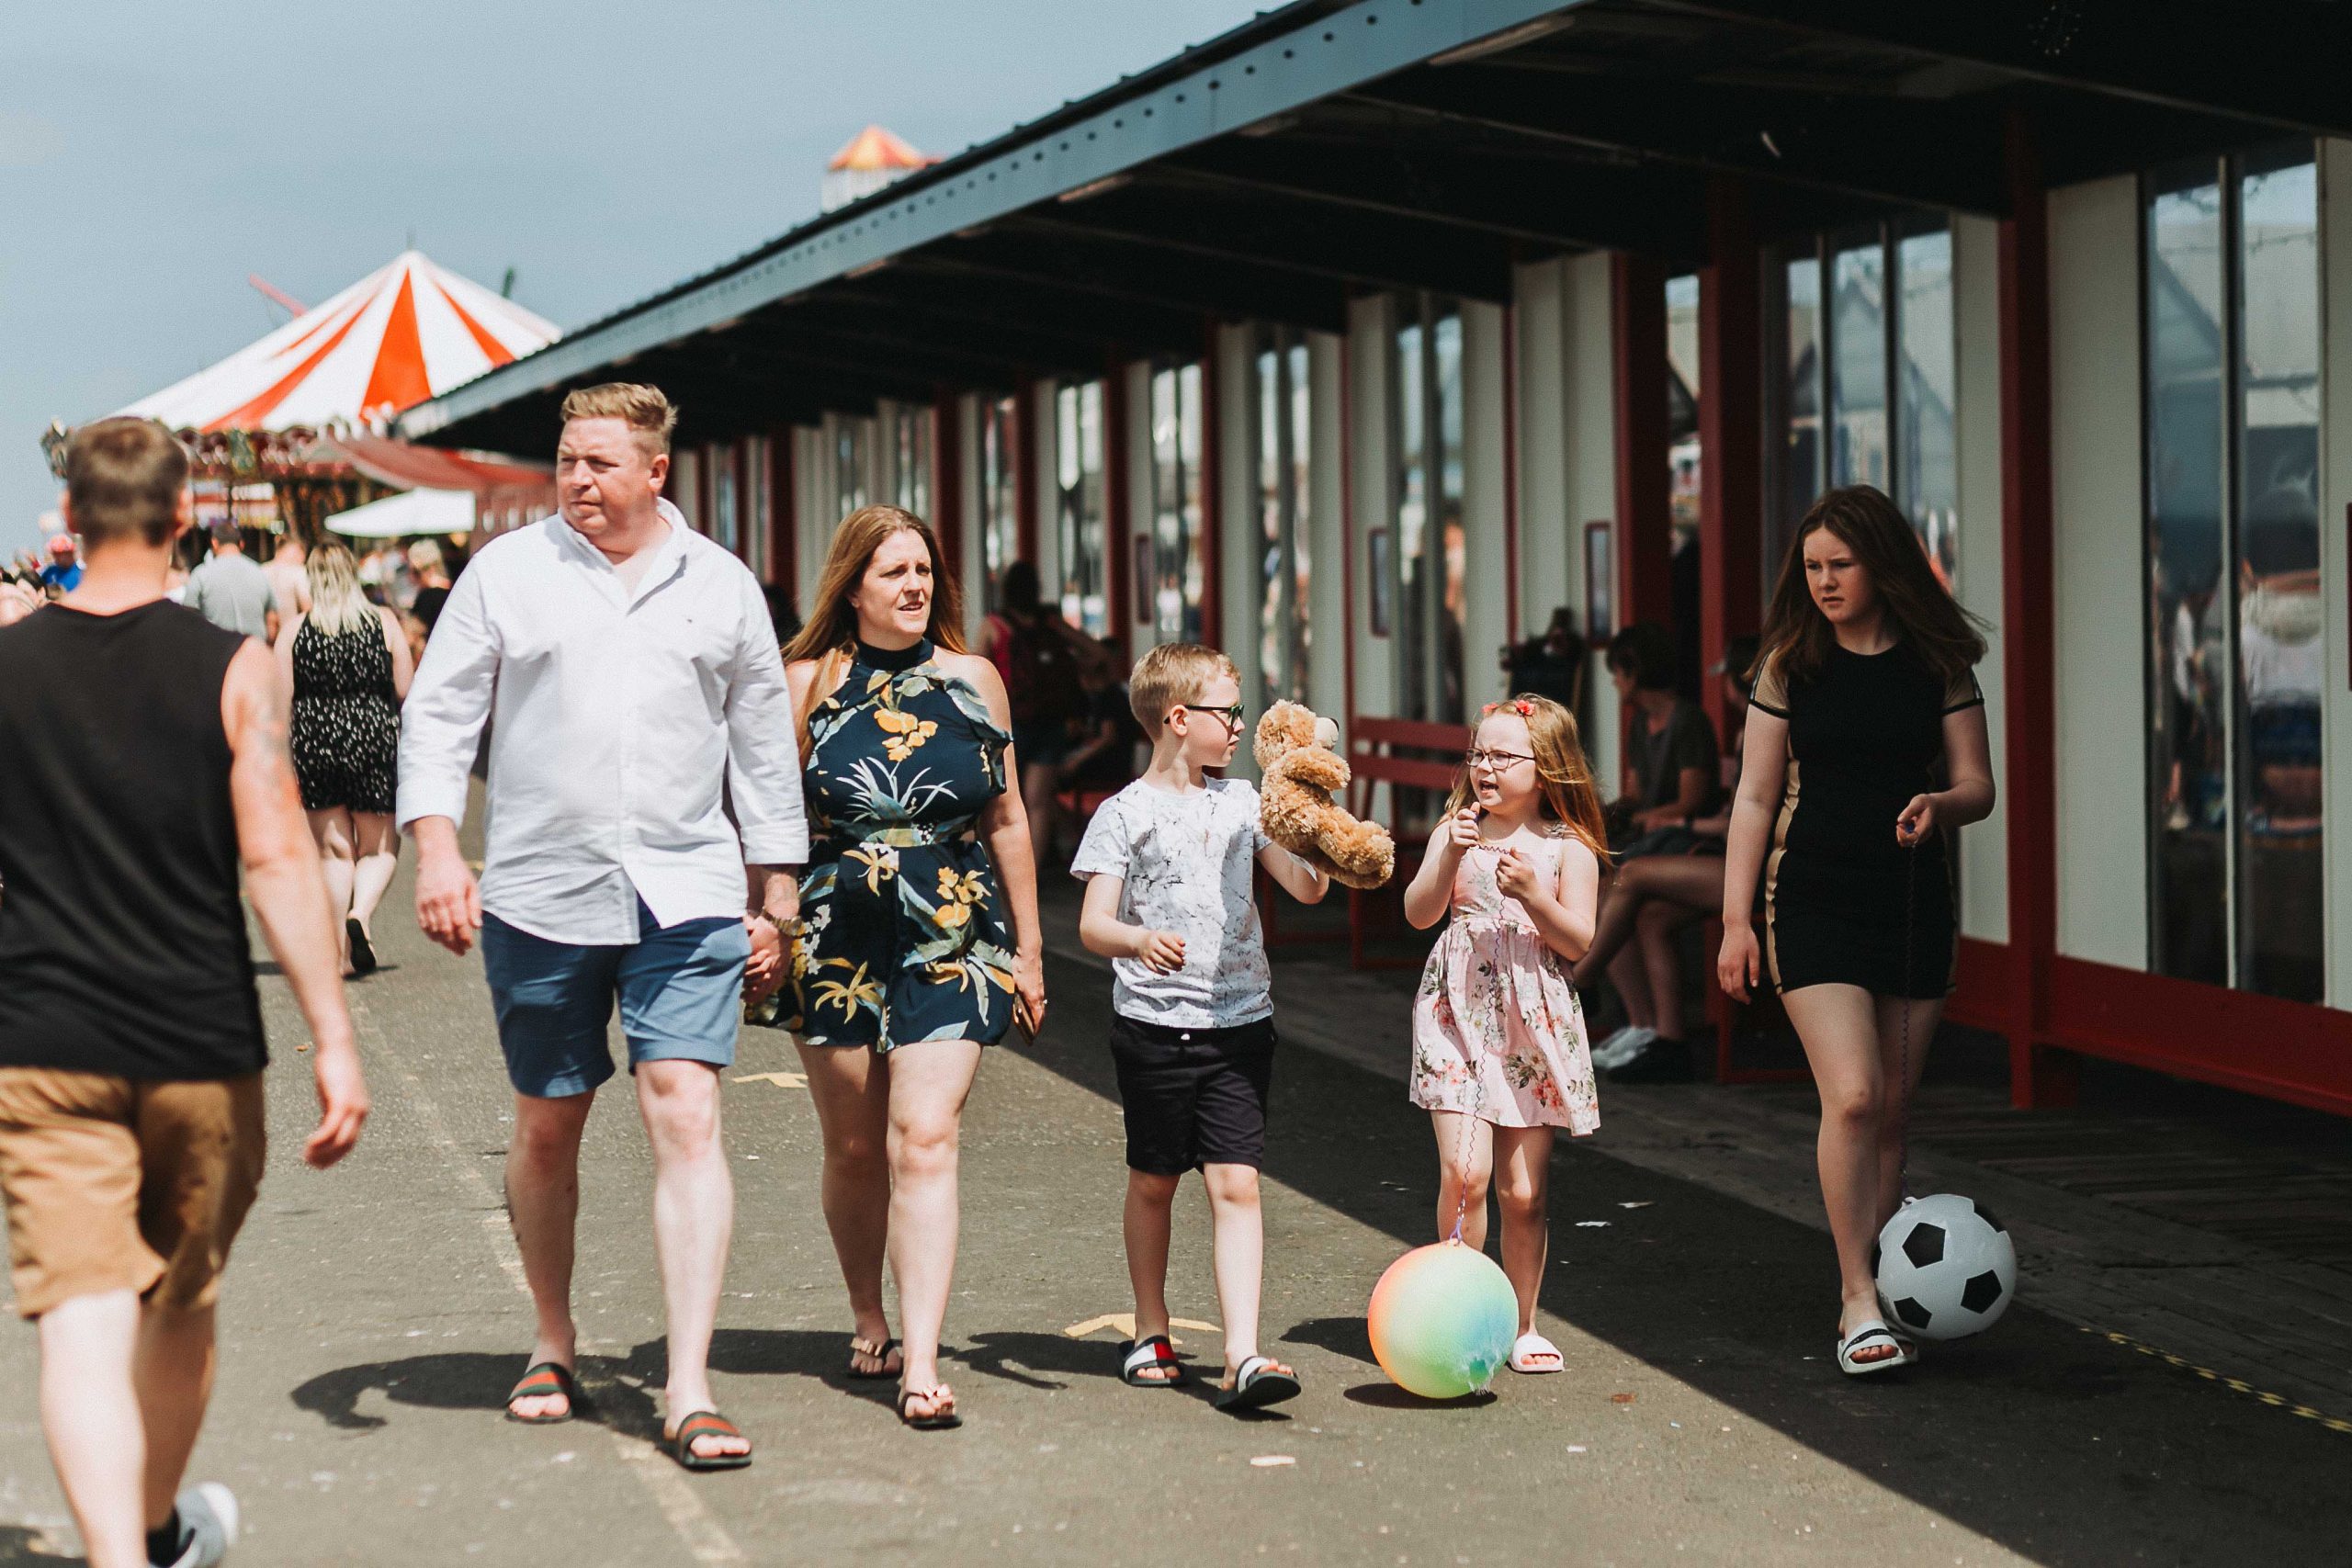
left=1256, top=332, right=1311, bottom=707
left=890, top=404, right=931, bottom=518
left=1392, top=298, right=1464, bottom=725
left=2233, top=149, right=2323, bottom=1002
left=1055, top=381, right=1107, bottom=637
left=833, top=418, right=868, bottom=524
left=1831, top=236, right=1888, bottom=491
left=1149, top=364, right=1204, bottom=645
left=1897, top=227, right=1958, bottom=588
left=712, top=443, right=739, bottom=555
left=2142, top=146, right=2323, bottom=1001
left=980, top=397, right=1019, bottom=611
left=1781, top=254, right=1823, bottom=566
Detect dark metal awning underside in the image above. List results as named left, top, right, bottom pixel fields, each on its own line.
left=401, top=0, right=2352, bottom=454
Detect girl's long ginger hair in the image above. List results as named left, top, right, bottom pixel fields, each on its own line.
left=783, top=504, right=967, bottom=752
left=1443, top=694, right=1610, bottom=859
left=1758, top=485, right=1987, bottom=689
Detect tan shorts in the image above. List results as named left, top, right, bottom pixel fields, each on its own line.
left=0, top=1068, right=266, bottom=1319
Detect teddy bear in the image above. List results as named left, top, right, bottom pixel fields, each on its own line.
left=1253, top=700, right=1396, bottom=890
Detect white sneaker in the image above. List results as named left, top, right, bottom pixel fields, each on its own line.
left=162, top=1483, right=239, bottom=1567
left=1590, top=1025, right=1656, bottom=1070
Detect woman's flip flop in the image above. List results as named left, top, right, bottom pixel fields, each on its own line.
left=1214, top=1355, right=1302, bottom=1413
left=665, top=1409, right=753, bottom=1471
left=847, top=1336, right=902, bottom=1380
left=1508, top=1333, right=1565, bottom=1374
left=1119, top=1336, right=1186, bottom=1387
left=898, top=1383, right=962, bottom=1430
left=1836, top=1318, right=1909, bottom=1376
left=503, top=1361, right=581, bottom=1425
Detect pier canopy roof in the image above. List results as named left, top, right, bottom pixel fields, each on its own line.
left=129, top=250, right=559, bottom=434
left=399, top=0, right=2352, bottom=454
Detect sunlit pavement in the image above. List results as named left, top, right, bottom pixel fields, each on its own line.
left=4, top=863, right=2346, bottom=1566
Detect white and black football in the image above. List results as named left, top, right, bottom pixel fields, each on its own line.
left=1873, top=1193, right=2017, bottom=1342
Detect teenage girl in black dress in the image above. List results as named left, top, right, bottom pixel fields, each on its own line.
left=1716, top=486, right=1996, bottom=1376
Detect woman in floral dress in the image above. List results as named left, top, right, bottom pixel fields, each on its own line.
left=749, top=505, right=1045, bottom=1429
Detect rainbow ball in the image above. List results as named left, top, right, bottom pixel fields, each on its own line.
left=1367, top=1241, right=1519, bottom=1399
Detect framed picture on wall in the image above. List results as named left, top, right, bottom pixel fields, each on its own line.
left=1368, top=528, right=1392, bottom=637
left=1583, top=521, right=1613, bottom=640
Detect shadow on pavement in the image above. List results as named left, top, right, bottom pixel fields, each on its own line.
left=0, top=1527, right=81, bottom=1566
left=289, top=1348, right=665, bottom=1444
left=1013, top=952, right=2352, bottom=1567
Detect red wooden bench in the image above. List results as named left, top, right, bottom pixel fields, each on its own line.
left=1339, top=716, right=1475, bottom=969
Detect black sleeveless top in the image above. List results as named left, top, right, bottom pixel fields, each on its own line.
left=0, top=602, right=266, bottom=1078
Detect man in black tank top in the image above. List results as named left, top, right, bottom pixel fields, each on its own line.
left=0, top=419, right=368, bottom=1568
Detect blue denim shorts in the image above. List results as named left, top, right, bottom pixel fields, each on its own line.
left=481, top=899, right=752, bottom=1099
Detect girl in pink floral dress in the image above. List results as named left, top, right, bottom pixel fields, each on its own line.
left=1401, top=695, right=1605, bottom=1376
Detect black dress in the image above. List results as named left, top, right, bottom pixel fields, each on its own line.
left=290, top=615, right=400, bottom=814
left=1749, top=641, right=1982, bottom=998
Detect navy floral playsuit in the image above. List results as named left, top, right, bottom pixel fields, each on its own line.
left=748, top=638, right=1018, bottom=1050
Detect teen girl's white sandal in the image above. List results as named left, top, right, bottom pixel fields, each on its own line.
left=1836, top=1318, right=1909, bottom=1376
left=1508, top=1333, right=1565, bottom=1374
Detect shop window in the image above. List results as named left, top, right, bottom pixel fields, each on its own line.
left=1392, top=297, right=1464, bottom=724
left=1149, top=362, right=1204, bottom=645
left=832, top=417, right=869, bottom=524
left=1055, top=379, right=1108, bottom=636
left=980, top=395, right=1020, bottom=609
left=1771, top=221, right=1957, bottom=589
left=744, top=436, right=770, bottom=581
left=889, top=404, right=932, bottom=517
left=2143, top=144, right=2324, bottom=1001
left=1255, top=329, right=1312, bottom=707
left=711, top=443, right=739, bottom=555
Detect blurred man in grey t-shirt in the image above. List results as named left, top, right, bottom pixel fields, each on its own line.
left=184, top=522, right=279, bottom=643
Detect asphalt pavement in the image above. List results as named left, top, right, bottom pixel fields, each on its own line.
left=3, top=861, right=2346, bottom=1566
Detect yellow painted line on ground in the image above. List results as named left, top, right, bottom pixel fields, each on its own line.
left=2086, top=1325, right=2352, bottom=1435
left=1063, top=1312, right=1221, bottom=1341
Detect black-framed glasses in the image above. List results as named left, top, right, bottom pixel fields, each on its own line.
left=1172, top=704, right=1247, bottom=731
left=1464, top=747, right=1535, bottom=770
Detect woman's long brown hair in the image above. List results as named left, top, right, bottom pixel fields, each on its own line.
left=1757, top=484, right=1987, bottom=689
left=782, top=504, right=967, bottom=753
left=1442, top=694, right=1611, bottom=860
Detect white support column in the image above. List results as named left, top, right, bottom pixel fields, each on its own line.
left=2049, top=175, right=2149, bottom=970
left=1462, top=301, right=1511, bottom=713
left=956, top=394, right=986, bottom=642
left=1514, top=259, right=1572, bottom=645
left=2320, top=138, right=2352, bottom=1008
left=1954, top=213, right=2012, bottom=944
left=1348, top=294, right=1395, bottom=722
left=1032, top=380, right=1061, bottom=598
left=1307, top=330, right=1348, bottom=730
left=1563, top=252, right=1621, bottom=792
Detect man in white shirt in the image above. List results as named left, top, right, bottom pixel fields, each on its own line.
left=398, top=382, right=805, bottom=1472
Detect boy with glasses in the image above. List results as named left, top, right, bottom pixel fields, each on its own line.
left=1070, top=643, right=1328, bottom=1411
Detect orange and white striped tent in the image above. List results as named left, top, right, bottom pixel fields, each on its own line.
left=121, top=250, right=560, bottom=434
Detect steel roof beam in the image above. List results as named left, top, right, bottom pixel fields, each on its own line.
left=915, top=232, right=1348, bottom=333
left=1155, top=137, right=1705, bottom=265
left=1023, top=187, right=1516, bottom=303
left=815, top=281, right=1199, bottom=370
left=1642, top=0, right=2352, bottom=140
left=1350, top=63, right=2008, bottom=215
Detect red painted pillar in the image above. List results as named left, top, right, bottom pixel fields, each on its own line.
left=1103, top=361, right=1132, bottom=649
left=1611, top=254, right=1673, bottom=631
left=1699, top=176, right=1764, bottom=740
left=772, top=427, right=796, bottom=601
left=1996, top=110, right=2075, bottom=1110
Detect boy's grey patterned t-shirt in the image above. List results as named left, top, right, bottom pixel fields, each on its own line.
left=1070, top=777, right=1273, bottom=1028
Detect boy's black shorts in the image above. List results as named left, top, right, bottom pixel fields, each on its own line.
left=1107, top=1014, right=1276, bottom=1175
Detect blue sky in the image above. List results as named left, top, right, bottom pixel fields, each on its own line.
left=0, top=0, right=1259, bottom=551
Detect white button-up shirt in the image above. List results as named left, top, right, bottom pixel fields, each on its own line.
left=396, top=502, right=808, bottom=945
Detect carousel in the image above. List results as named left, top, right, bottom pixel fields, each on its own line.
left=42, top=250, right=560, bottom=546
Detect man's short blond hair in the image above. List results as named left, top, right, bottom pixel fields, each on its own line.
left=559, top=382, right=678, bottom=455
left=1129, top=642, right=1238, bottom=730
